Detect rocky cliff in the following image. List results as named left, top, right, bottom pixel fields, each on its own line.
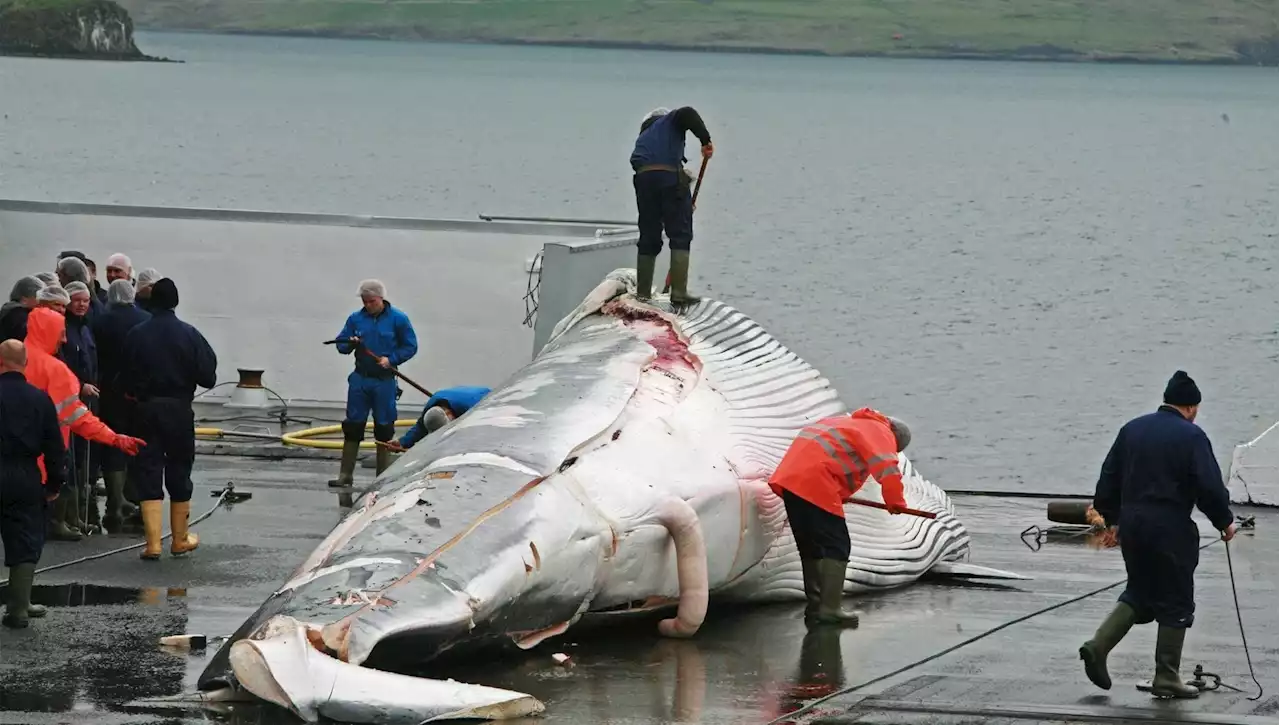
left=0, top=0, right=151, bottom=59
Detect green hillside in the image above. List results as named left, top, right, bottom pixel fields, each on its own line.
left=117, top=0, right=1278, bottom=64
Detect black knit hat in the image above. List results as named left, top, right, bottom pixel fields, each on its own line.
left=150, top=278, right=179, bottom=311
left=1163, top=370, right=1201, bottom=407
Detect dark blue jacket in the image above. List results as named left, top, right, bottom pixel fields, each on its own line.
left=62, top=312, right=97, bottom=386
left=0, top=370, right=66, bottom=493
left=630, top=107, right=712, bottom=171
left=1093, top=406, right=1234, bottom=531
left=335, top=301, right=418, bottom=379
left=120, top=309, right=218, bottom=400
left=400, top=385, right=491, bottom=448
left=91, top=302, right=151, bottom=390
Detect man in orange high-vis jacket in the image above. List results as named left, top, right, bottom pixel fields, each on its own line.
left=22, top=308, right=145, bottom=541
left=769, top=407, right=912, bottom=628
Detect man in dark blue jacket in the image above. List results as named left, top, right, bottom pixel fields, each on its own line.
left=119, top=278, right=217, bottom=560
left=629, top=106, right=713, bottom=304
left=331, top=279, right=419, bottom=485
left=91, top=279, right=150, bottom=532
left=60, top=282, right=102, bottom=535
left=384, top=385, right=490, bottom=453
left=0, top=339, right=67, bottom=628
left=1079, top=370, right=1236, bottom=699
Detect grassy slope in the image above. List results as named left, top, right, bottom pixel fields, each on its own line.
left=116, top=0, right=1279, bottom=63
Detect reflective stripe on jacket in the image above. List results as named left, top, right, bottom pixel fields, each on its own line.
left=769, top=407, right=907, bottom=517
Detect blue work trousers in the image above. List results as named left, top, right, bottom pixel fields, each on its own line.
left=345, top=373, right=399, bottom=431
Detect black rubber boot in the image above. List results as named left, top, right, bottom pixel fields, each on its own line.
left=375, top=446, right=392, bottom=476
left=810, top=559, right=859, bottom=628
left=81, top=482, right=103, bottom=535
left=48, top=496, right=82, bottom=542
left=2, top=564, right=35, bottom=628
left=636, top=253, right=657, bottom=301
left=329, top=439, right=360, bottom=488
left=1079, top=602, right=1136, bottom=690
left=667, top=250, right=701, bottom=307
left=800, top=559, right=821, bottom=621
left=62, top=483, right=88, bottom=534
left=102, top=471, right=126, bottom=532
left=1150, top=626, right=1200, bottom=699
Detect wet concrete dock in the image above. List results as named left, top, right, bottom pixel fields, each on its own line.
left=1, top=455, right=1274, bottom=725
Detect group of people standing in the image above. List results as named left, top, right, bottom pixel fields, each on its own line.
left=1, top=251, right=216, bottom=629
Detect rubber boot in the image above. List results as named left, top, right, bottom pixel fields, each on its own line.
left=1079, top=602, right=1136, bottom=690
left=1150, top=626, right=1200, bottom=699
left=139, top=500, right=164, bottom=560
left=329, top=439, right=360, bottom=488
left=800, top=559, right=821, bottom=621
left=102, top=471, right=126, bottom=532
left=61, top=482, right=88, bottom=534
left=636, top=253, right=657, bottom=301
left=81, top=482, right=103, bottom=535
left=2, top=564, right=35, bottom=628
left=375, top=446, right=392, bottom=476
left=667, top=250, right=701, bottom=306
left=811, top=559, right=859, bottom=627
left=48, top=495, right=82, bottom=542
left=170, top=501, right=199, bottom=556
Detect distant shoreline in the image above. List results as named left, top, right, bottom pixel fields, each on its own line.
left=144, top=27, right=1278, bottom=68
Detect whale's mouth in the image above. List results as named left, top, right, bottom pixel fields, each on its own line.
left=230, top=616, right=544, bottom=723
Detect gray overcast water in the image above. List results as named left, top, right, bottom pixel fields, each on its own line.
left=2, top=32, right=1276, bottom=493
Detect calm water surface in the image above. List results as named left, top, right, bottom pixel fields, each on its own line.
left=2, top=32, right=1276, bottom=493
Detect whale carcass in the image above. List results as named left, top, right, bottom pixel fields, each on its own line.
left=196, top=269, right=1026, bottom=723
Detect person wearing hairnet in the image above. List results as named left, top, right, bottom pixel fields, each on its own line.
left=0, top=276, right=46, bottom=344
left=628, top=106, right=713, bottom=304
left=55, top=257, right=103, bottom=322
left=119, top=278, right=217, bottom=559
left=92, top=279, right=150, bottom=532
left=105, top=253, right=133, bottom=285
left=134, top=268, right=161, bottom=312
left=383, top=385, right=490, bottom=453
left=36, top=285, right=70, bottom=315
left=61, top=282, right=104, bottom=535
left=768, top=408, right=913, bottom=628
left=331, top=279, right=418, bottom=485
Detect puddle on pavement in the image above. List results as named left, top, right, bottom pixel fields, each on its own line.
left=29, top=583, right=189, bottom=608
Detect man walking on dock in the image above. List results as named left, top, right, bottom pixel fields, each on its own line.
left=331, top=279, right=418, bottom=485
left=629, top=106, right=713, bottom=304
left=1079, top=370, right=1237, bottom=699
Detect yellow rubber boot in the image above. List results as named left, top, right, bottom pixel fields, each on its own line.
left=170, top=501, right=199, bottom=556
left=140, top=500, right=164, bottom=560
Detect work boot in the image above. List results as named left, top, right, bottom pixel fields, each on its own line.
left=636, top=253, right=657, bottom=300
left=2, top=564, right=36, bottom=628
left=375, top=446, right=392, bottom=476
left=81, top=483, right=103, bottom=535
left=800, top=559, right=821, bottom=621
left=61, top=483, right=88, bottom=534
left=1079, top=602, right=1136, bottom=690
left=139, top=500, right=164, bottom=560
left=170, top=501, right=199, bottom=557
left=667, top=250, right=701, bottom=307
left=811, top=559, right=859, bottom=627
left=329, top=439, right=360, bottom=488
left=48, top=496, right=82, bottom=542
left=1150, top=626, right=1200, bottom=699
left=102, top=471, right=127, bottom=532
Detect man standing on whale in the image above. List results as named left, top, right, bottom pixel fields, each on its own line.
left=1079, top=370, right=1236, bottom=699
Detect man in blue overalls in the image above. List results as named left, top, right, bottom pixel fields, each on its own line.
left=383, top=385, right=490, bottom=453
left=331, top=279, right=418, bottom=486
left=629, top=106, right=713, bottom=304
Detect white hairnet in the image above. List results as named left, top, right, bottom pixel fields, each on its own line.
left=106, top=253, right=132, bottom=271
left=358, top=279, right=386, bottom=299
left=9, top=276, right=45, bottom=302
left=56, top=256, right=90, bottom=285
left=888, top=416, right=912, bottom=452
left=136, top=268, right=161, bottom=288
left=107, top=278, right=136, bottom=304
left=64, top=281, right=91, bottom=298
left=643, top=107, right=671, bottom=125
left=37, top=285, right=70, bottom=306
left=34, top=272, right=57, bottom=286
left=423, top=407, right=450, bottom=434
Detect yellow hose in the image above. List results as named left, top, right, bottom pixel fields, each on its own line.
left=196, top=420, right=417, bottom=450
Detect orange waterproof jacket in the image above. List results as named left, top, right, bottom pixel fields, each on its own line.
left=769, top=407, right=907, bottom=517
left=24, top=307, right=119, bottom=482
